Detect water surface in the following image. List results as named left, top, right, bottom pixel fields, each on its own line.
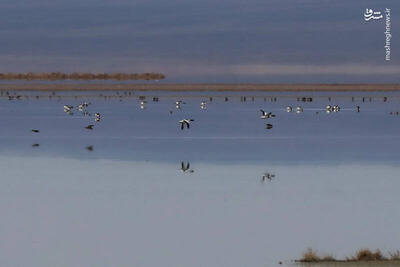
left=0, top=91, right=399, bottom=267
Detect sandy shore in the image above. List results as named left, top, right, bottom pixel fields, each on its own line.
left=0, top=83, right=399, bottom=91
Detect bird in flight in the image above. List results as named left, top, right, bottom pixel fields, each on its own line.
left=179, top=119, right=194, bottom=130
left=85, top=125, right=94, bottom=130
left=260, top=109, right=276, bottom=119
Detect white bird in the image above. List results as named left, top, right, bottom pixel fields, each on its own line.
left=179, top=119, right=194, bottom=130
left=260, top=109, right=276, bottom=119
left=286, top=106, right=292, bottom=112
left=296, top=107, right=303, bottom=113
left=175, top=100, right=185, bottom=109
left=64, top=105, right=73, bottom=112
left=333, top=105, right=340, bottom=112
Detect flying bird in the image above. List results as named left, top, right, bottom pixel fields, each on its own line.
left=262, top=172, right=275, bottom=182
left=179, top=119, right=194, bottom=130
left=31, top=129, right=40, bottom=133
left=260, top=109, right=276, bottom=119
left=85, top=125, right=94, bottom=130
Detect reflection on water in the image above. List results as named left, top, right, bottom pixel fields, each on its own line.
left=0, top=90, right=400, bottom=267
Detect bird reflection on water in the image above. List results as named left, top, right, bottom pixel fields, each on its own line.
left=180, top=162, right=194, bottom=173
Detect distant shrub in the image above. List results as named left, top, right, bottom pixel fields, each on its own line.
left=300, top=248, right=321, bottom=262
left=354, top=249, right=386, bottom=261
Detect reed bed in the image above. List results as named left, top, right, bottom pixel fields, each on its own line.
left=297, top=248, right=400, bottom=263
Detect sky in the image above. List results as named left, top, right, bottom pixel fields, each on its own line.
left=0, top=0, right=398, bottom=82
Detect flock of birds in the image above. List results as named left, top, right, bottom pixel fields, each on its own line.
left=24, top=91, right=382, bottom=155
left=27, top=98, right=363, bottom=149
left=180, top=160, right=276, bottom=182
left=30, top=102, right=102, bottom=150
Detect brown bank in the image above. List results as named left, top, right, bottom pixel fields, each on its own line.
left=0, top=83, right=400, bottom=91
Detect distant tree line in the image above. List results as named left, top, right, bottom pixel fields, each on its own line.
left=0, top=72, right=165, bottom=80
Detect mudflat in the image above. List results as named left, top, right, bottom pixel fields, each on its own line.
left=0, top=83, right=399, bottom=91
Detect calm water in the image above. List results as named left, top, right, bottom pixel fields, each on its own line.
left=0, top=91, right=399, bottom=267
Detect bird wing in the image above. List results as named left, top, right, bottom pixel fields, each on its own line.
left=260, top=109, right=265, bottom=115
left=181, top=162, right=185, bottom=170
left=181, top=122, right=184, bottom=130
left=187, top=162, right=190, bottom=169
left=186, top=121, right=190, bottom=129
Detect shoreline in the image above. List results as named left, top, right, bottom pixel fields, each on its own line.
left=0, top=83, right=399, bottom=91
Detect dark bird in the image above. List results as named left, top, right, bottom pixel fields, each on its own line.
left=266, top=124, right=273, bottom=129
left=85, top=125, right=94, bottom=130
left=31, top=129, right=40, bottom=133
left=262, top=172, right=275, bottom=182
left=32, top=143, right=40, bottom=147
left=179, top=119, right=194, bottom=130
left=86, top=145, right=94, bottom=151
left=260, top=109, right=276, bottom=119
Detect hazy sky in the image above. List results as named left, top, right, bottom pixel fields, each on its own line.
left=0, top=0, right=398, bottom=82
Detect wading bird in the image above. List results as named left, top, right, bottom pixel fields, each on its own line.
left=64, top=105, right=73, bottom=112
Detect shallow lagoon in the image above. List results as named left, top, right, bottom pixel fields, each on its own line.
left=0, top=91, right=399, bottom=267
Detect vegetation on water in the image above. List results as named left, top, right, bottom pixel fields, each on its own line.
left=298, top=248, right=400, bottom=263
left=0, top=72, right=165, bottom=81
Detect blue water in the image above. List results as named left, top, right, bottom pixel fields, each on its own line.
left=0, top=91, right=399, bottom=267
